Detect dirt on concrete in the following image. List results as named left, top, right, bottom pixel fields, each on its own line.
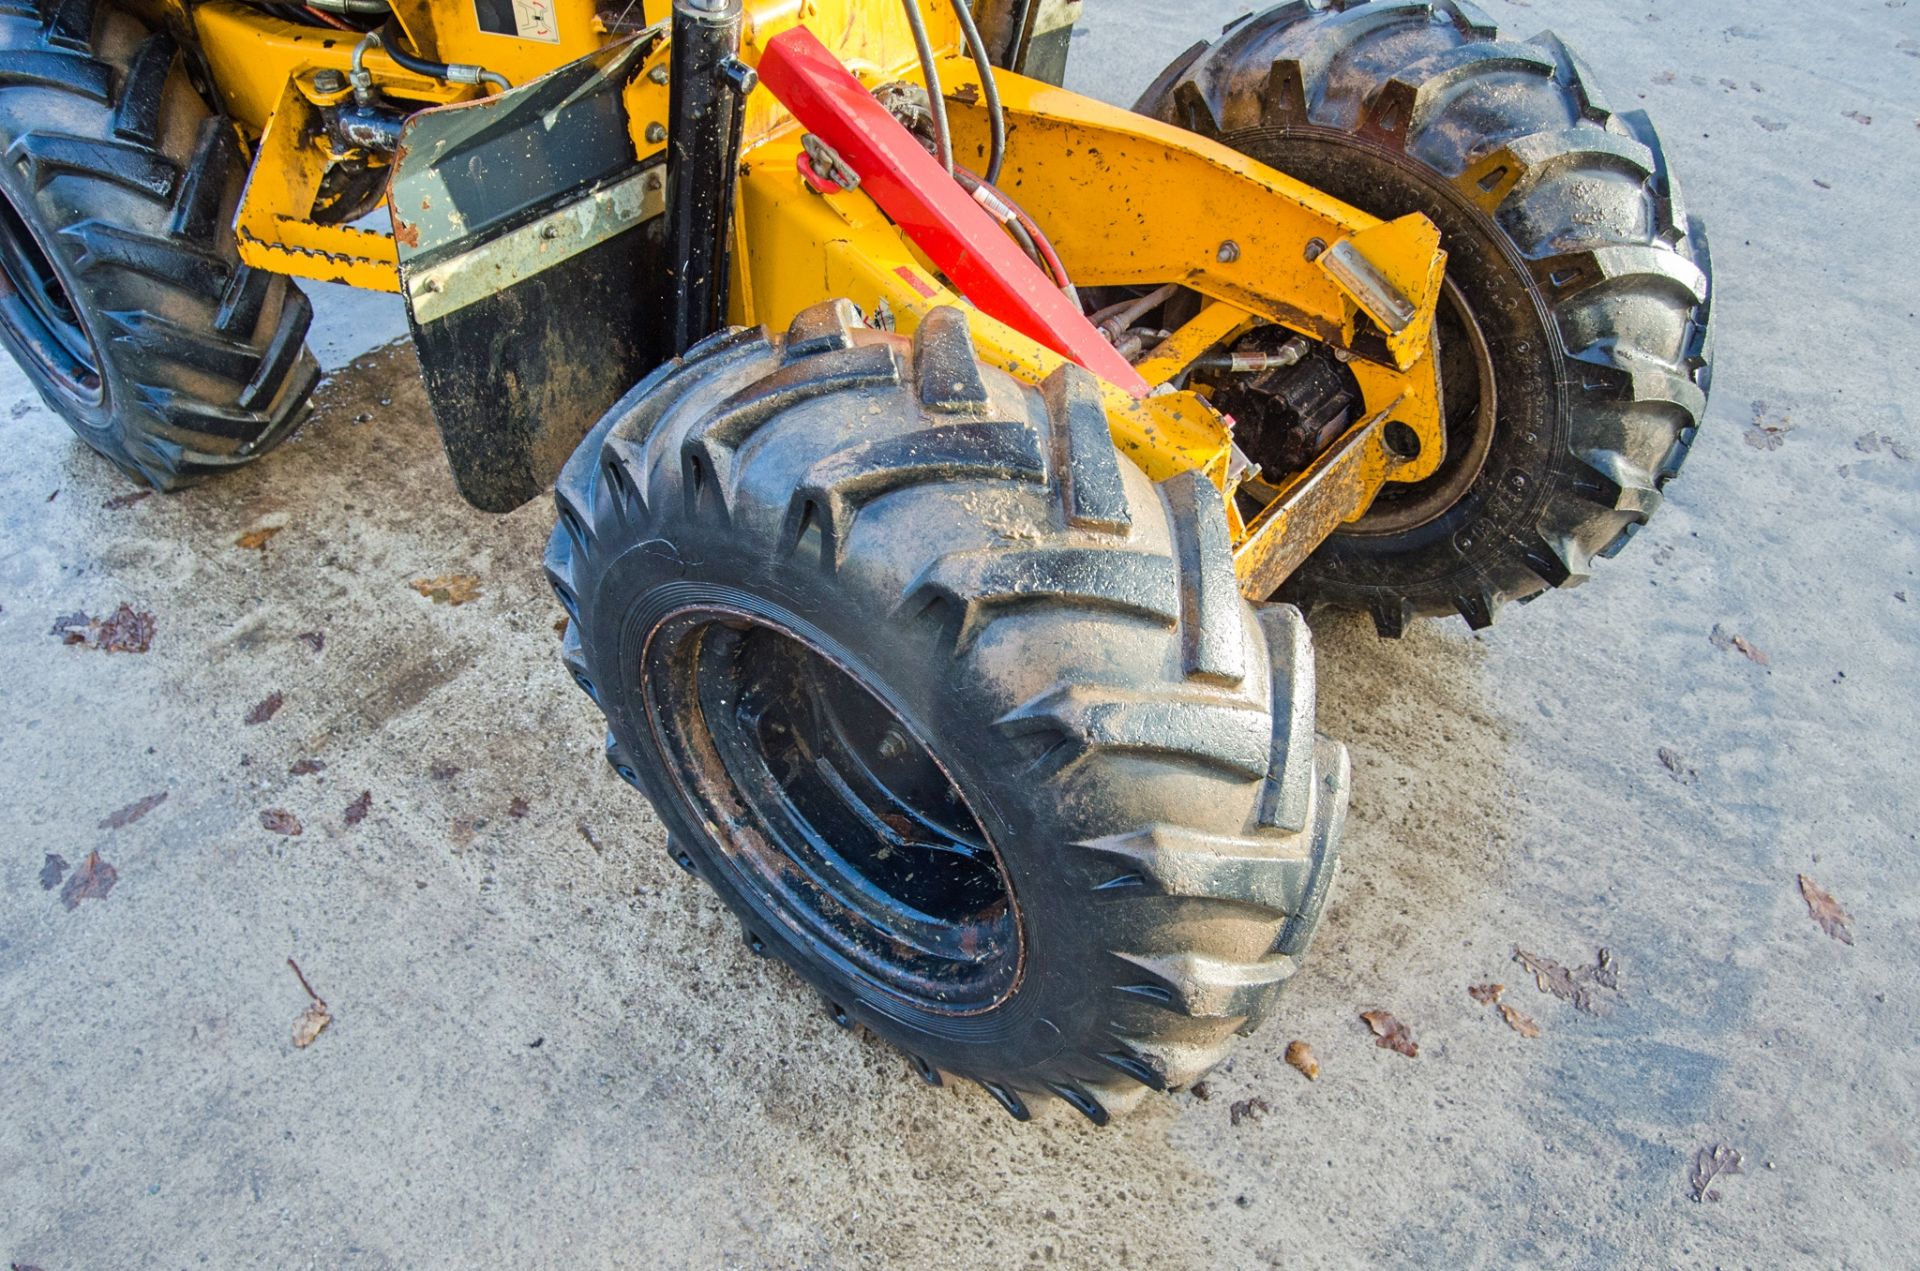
left=3, top=1, right=1918, bottom=1266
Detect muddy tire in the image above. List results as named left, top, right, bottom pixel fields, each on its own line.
left=1140, top=0, right=1713, bottom=635
left=0, top=0, right=317, bottom=488
left=545, top=301, right=1348, bottom=1121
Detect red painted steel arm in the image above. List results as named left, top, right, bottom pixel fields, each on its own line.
left=757, top=26, right=1149, bottom=396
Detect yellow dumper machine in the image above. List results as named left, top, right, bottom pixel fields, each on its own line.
left=0, top=0, right=1711, bottom=1119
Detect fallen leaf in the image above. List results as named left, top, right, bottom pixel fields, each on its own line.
left=289, top=758, right=326, bottom=776
left=1657, top=746, right=1698, bottom=784
left=1361, top=1010, right=1418, bottom=1058
left=288, top=958, right=330, bottom=1048
left=410, top=574, right=482, bottom=606
left=1844, top=110, right=1872, bottom=125
left=1797, top=874, right=1854, bottom=945
left=260, top=808, right=303, bottom=836
left=235, top=526, right=282, bottom=551
left=429, top=763, right=461, bottom=781
left=508, top=796, right=530, bottom=819
left=60, top=850, right=117, bottom=909
left=1689, top=1143, right=1743, bottom=1202
left=1468, top=983, right=1504, bottom=1004
left=296, top=631, right=326, bottom=654
left=1229, top=1096, right=1271, bottom=1127
left=1284, top=1040, right=1319, bottom=1081
left=51, top=604, right=155, bottom=653
left=1497, top=1003, right=1542, bottom=1037
left=1189, top=1080, right=1212, bottom=1102
left=99, top=790, right=168, bottom=829
left=244, top=691, right=285, bottom=725
left=554, top=615, right=570, bottom=637
left=103, top=490, right=150, bottom=510
left=1512, top=947, right=1621, bottom=1014
left=39, top=853, right=69, bottom=890
left=1709, top=624, right=1769, bottom=666
left=344, top=790, right=372, bottom=826
left=292, top=1001, right=331, bottom=1048
left=576, top=820, right=603, bottom=853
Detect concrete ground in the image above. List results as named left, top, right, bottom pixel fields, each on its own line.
left=3, top=1, right=1916, bottom=1266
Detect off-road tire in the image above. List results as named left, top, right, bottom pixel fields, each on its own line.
left=546, top=301, right=1348, bottom=1122
left=0, top=0, right=317, bottom=488
left=1140, top=0, right=1713, bottom=635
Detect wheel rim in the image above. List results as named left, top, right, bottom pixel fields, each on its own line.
left=1343, top=276, right=1497, bottom=536
left=643, top=608, right=1021, bottom=1014
left=0, top=192, right=102, bottom=404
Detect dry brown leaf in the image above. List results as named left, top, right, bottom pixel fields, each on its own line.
left=60, top=850, right=117, bottom=910
left=1229, top=1096, right=1271, bottom=1127
left=1468, top=983, right=1504, bottom=1004
left=244, top=691, right=285, bottom=725
left=410, top=574, right=482, bottom=606
left=296, top=631, right=326, bottom=654
left=292, top=1001, right=331, bottom=1048
left=576, top=820, right=604, bottom=853
left=344, top=790, right=372, bottom=826
left=1689, top=1144, right=1743, bottom=1202
left=102, top=490, right=150, bottom=510
left=1361, top=1010, right=1418, bottom=1058
left=553, top=615, right=570, bottom=637
left=1284, top=1040, right=1319, bottom=1080
left=1497, top=1003, right=1542, bottom=1038
left=289, top=758, right=326, bottom=777
left=1512, top=947, right=1620, bottom=1015
left=508, top=796, right=530, bottom=819
left=1709, top=624, right=1770, bottom=666
left=288, top=958, right=330, bottom=1048
left=235, top=526, right=282, bottom=551
left=39, top=853, right=69, bottom=891
left=52, top=604, right=155, bottom=653
left=99, top=790, right=168, bottom=829
left=1797, top=874, right=1855, bottom=945
left=260, top=808, right=303, bottom=836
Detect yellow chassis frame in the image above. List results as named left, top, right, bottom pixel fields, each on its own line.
left=153, top=0, right=1449, bottom=598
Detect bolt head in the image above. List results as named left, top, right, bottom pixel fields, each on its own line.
left=313, top=68, right=346, bottom=94
left=645, top=122, right=667, bottom=144
left=1217, top=240, right=1240, bottom=263
left=648, top=64, right=670, bottom=84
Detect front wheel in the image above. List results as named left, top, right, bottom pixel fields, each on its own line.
left=1140, top=0, right=1714, bottom=635
left=545, top=301, right=1347, bottom=1121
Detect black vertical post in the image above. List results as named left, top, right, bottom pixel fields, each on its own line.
left=666, top=0, right=747, bottom=356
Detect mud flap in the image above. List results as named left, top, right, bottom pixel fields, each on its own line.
left=388, top=34, right=669, bottom=512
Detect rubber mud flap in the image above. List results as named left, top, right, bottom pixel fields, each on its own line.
left=388, top=35, right=672, bottom=512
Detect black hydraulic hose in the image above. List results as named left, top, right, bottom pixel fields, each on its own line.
left=374, top=27, right=511, bottom=92
left=900, top=0, right=953, bottom=175
left=948, top=0, right=1006, bottom=185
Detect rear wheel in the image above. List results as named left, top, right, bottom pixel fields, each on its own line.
left=1140, top=0, right=1713, bottom=634
left=546, top=301, right=1348, bottom=1120
left=0, top=0, right=317, bottom=487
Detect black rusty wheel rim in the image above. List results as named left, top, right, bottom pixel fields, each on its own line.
left=1343, top=276, right=1497, bottom=536
left=0, top=192, right=102, bottom=405
left=643, top=609, right=1021, bottom=1014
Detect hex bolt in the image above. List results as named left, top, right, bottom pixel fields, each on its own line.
left=645, top=122, right=667, bottom=144
left=313, top=68, right=346, bottom=94
left=648, top=64, right=670, bottom=84
left=1217, top=240, right=1241, bottom=264
left=877, top=730, right=908, bottom=761
left=1304, top=236, right=1327, bottom=262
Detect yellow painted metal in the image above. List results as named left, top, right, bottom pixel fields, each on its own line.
left=734, top=134, right=1233, bottom=482
left=194, top=2, right=470, bottom=133
left=233, top=79, right=404, bottom=290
